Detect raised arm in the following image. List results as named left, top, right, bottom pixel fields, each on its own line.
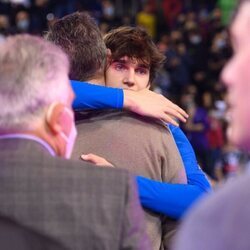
left=71, top=80, right=188, bottom=126
left=71, top=80, right=123, bottom=110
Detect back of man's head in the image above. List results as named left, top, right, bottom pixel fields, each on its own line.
left=45, top=12, right=106, bottom=82
left=104, top=26, right=165, bottom=83
left=0, top=34, right=70, bottom=133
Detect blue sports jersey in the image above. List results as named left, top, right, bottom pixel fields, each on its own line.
left=71, top=80, right=211, bottom=219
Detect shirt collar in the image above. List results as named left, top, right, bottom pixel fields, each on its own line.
left=0, top=134, right=56, bottom=156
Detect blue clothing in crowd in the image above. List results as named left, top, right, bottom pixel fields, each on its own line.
left=71, top=80, right=211, bottom=219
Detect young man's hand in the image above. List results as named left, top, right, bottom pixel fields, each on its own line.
left=81, top=153, right=114, bottom=167
left=123, top=89, right=188, bottom=126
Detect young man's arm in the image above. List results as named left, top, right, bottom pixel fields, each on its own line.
left=72, top=81, right=123, bottom=109
left=137, top=125, right=211, bottom=219
left=81, top=125, right=211, bottom=219
left=72, top=80, right=211, bottom=219
left=71, top=80, right=188, bottom=126
left=137, top=174, right=211, bottom=219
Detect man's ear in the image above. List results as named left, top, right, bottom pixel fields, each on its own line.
left=106, top=48, right=112, bottom=64
left=45, top=102, right=66, bottom=136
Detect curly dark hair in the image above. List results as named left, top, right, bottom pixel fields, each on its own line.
left=104, top=26, right=165, bottom=83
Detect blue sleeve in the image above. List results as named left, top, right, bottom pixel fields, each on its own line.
left=137, top=125, right=211, bottom=219
left=71, top=79, right=212, bottom=219
left=71, top=80, right=124, bottom=110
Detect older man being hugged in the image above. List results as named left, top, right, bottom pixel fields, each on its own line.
left=0, top=35, right=150, bottom=250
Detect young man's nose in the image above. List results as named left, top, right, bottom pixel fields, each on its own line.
left=123, top=70, right=135, bottom=88
left=123, top=80, right=135, bottom=88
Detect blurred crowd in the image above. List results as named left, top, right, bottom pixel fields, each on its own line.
left=0, top=0, right=248, bottom=183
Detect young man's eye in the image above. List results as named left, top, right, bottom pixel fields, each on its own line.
left=114, top=63, right=126, bottom=71
left=136, top=68, right=149, bottom=75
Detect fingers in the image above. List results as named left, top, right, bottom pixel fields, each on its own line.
left=81, top=153, right=97, bottom=163
left=160, top=114, right=179, bottom=126
left=81, top=153, right=114, bottom=167
left=158, top=95, right=188, bottom=121
left=174, top=107, right=189, bottom=120
left=163, top=98, right=188, bottom=120
left=124, top=89, right=189, bottom=124
left=174, top=105, right=189, bottom=119
left=167, top=109, right=187, bottom=123
left=161, top=106, right=187, bottom=123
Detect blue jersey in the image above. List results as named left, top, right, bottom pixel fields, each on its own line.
left=71, top=80, right=211, bottom=219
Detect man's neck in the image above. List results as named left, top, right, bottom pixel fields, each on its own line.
left=87, top=76, right=105, bottom=86
left=85, top=68, right=106, bottom=85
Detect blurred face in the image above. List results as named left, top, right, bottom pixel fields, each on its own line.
left=105, top=56, right=150, bottom=91
left=221, top=2, right=250, bottom=150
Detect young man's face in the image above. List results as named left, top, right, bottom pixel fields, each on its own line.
left=221, top=2, right=250, bottom=150
left=105, top=56, right=150, bottom=91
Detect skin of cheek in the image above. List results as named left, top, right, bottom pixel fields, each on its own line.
left=105, top=66, right=123, bottom=88
left=225, top=52, right=250, bottom=150
left=105, top=65, right=150, bottom=90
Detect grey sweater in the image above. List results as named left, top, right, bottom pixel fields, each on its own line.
left=72, top=110, right=187, bottom=250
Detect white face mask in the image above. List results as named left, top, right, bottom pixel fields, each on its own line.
left=59, top=107, right=77, bottom=159
left=46, top=103, right=77, bottom=159
left=59, top=121, right=77, bottom=159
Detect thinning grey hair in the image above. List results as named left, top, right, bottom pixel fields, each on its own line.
left=0, top=34, right=70, bottom=132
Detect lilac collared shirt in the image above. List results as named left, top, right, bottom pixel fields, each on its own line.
left=0, top=134, right=56, bottom=156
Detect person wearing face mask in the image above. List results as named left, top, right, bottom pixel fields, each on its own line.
left=15, top=11, right=30, bottom=32
left=45, top=102, right=77, bottom=159
left=46, top=13, right=188, bottom=250
left=0, top=34, right=150, bottom=250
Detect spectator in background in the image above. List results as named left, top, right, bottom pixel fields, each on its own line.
left=173, top=1, right=250, bottom=249
left=164, top=30, right=192, bottom=98
left=206, top=93, right=225, bottom=180
left=162, top=0, right=182, bottom=30
left=214, top=138, right=242, bottom=183
left=102, top=0, right=114, bottom=21
left=208, top=30, right=231, bottom=75
left=15, top=10, right=30, bottom=32
left=29, top=0, right=51, bottom=34
left=0, top=14, right=10, bottom=42
left=182, top=90, right=211, bottom=177
left=136, top=2, right=156, bottom=39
